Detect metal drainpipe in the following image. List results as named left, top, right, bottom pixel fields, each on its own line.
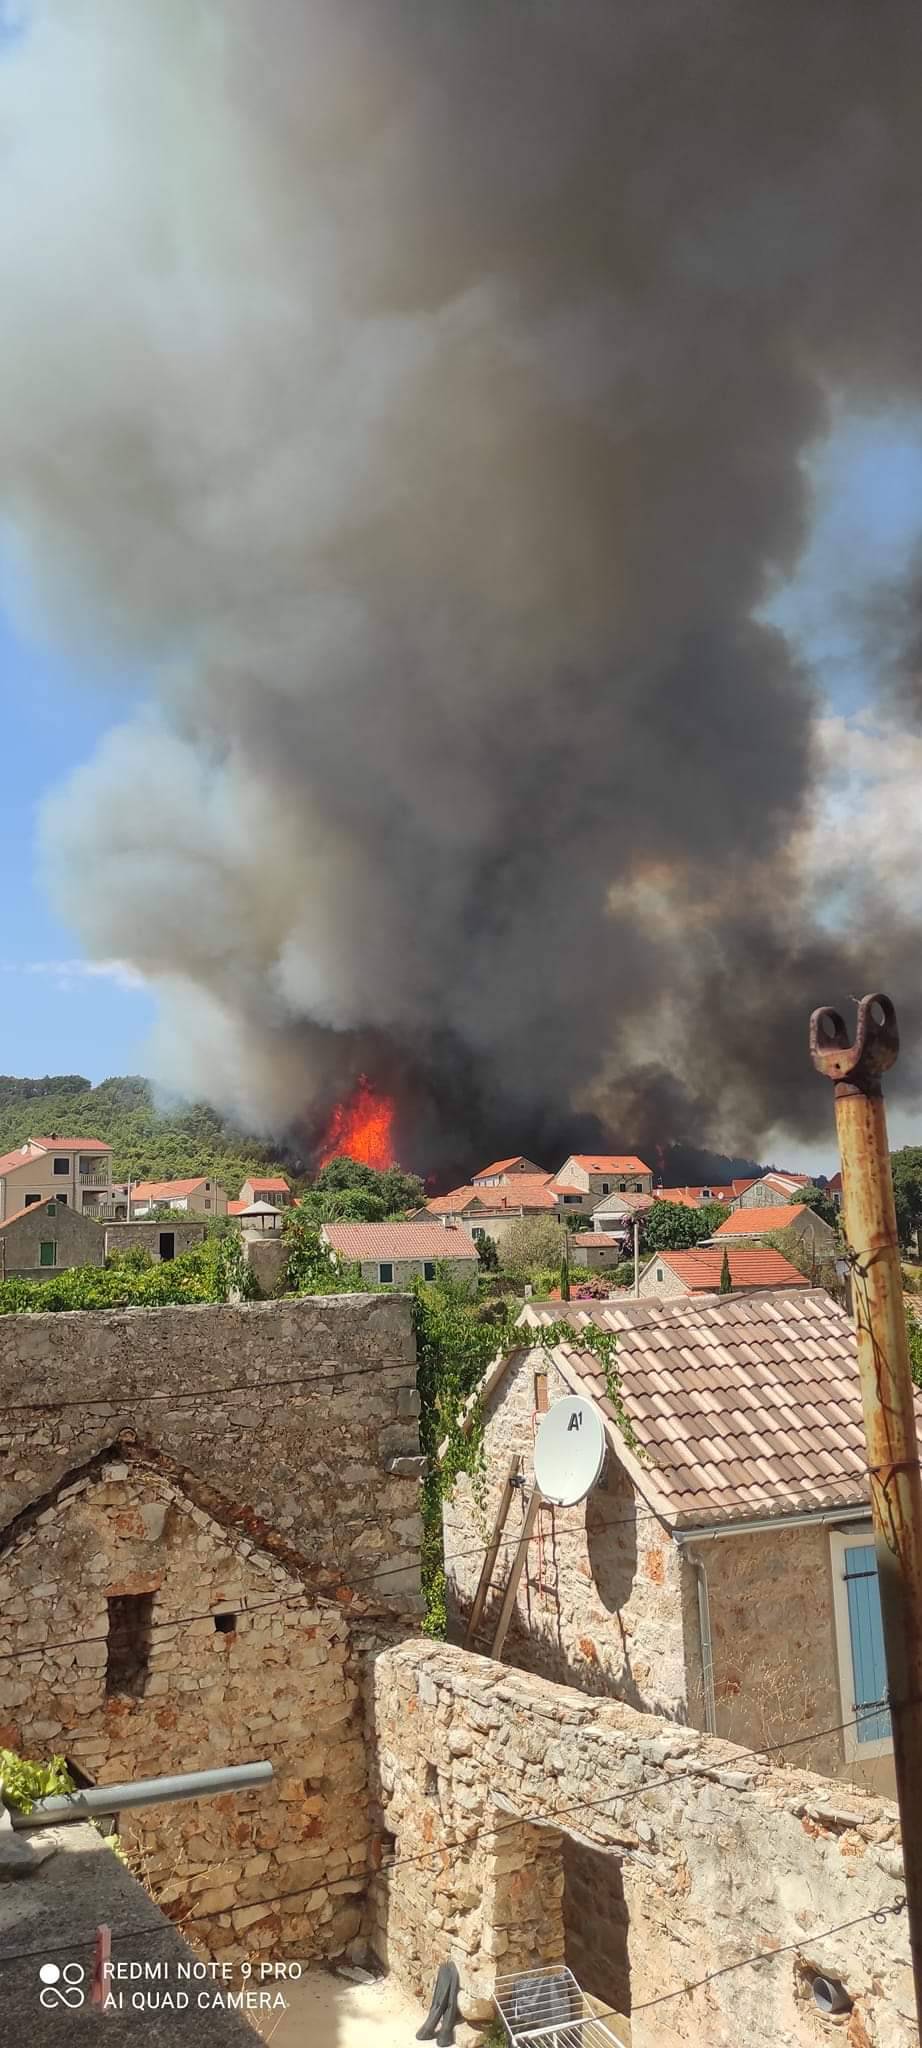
left=9, top=1760, right=273, bottom=1829
left=690, top=1552, right=716, bottom=1734
left=810, top=993, right=922, bottom=2036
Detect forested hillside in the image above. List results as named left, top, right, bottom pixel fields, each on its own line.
left=0, top=1075, right=292, bottom=1195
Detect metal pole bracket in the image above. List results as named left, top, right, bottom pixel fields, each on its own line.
left=809, top=993, right=899, bottom=1094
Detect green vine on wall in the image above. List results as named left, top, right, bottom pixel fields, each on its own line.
left=525, top=1316, right=644, bottom=1458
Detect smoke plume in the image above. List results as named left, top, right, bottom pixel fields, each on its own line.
left=3, top=1, right=922, bottom=1171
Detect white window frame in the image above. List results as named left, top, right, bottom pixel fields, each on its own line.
left=830, top=1527, right=893, bottom=1761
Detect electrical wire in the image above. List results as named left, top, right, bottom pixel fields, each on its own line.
left=0, top=1698, right=902, bottom=1966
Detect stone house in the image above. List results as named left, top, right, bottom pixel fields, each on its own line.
left=637, top=1243, right=809, bottom=1296
left=555, top=1155, right=654, bottom=1214
left=423, top=1178, right=563, bottom=1251
left=712, top=1202, right=836, bottom=1259
left=471, top=1156, right=548, bottom=1185
left=130, top=1177, right=228, bottom=1218
left=322, top=1218, right=479, bottom=1291
left=731, top=1171, right=814, bottom=1208
left=0, top=1134, right=113, bottom=1220
left=443, top=1290, right=906, bottom=1796
left=0, top=1196, right=105, bottom=1280
left=103, top=1219, right=207, bottom=1263
left=570, top=1231, right=625, bottom=1271
left=0, top=1438, right=371, bottom=1962
left=239, top=1176, right=292, bottom=1208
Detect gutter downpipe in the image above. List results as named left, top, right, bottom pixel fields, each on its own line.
left=673, top=1501, right=873, bottom=1545
left=689, top=1551, right=716, bottom=1734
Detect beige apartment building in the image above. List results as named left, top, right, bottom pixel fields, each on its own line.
left=0, top=1135, right=113, bottom=1221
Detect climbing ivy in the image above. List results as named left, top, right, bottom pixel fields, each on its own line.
left=525, top=1316, right=644, bottom=1458
left=412, top=1277, right=518, bottom=1636
left=0, top=1749, right=74, bottom=1813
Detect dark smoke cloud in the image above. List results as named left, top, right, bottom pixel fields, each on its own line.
left=2, top=1, right=921, bottom=1171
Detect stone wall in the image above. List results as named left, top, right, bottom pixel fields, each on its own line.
left=688, top=1524, right=895, bottom=1798
left=104, top=1221, right=207, bottom=1261
left=368, top=1641, right=913, bottom=2048
left=0, top=1294, right=423, bottom=1614
left=0, top=1448, right=371, bottom=1962
left=636, top=1258, right=687, bottom=1298
left=443, top=1345, right=692, bottom=1718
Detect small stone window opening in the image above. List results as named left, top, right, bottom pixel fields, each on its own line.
left=214, top=1611, right=237, bottom=1634
left=105, top=1592, right=154, bottom=1698
left=424, top=1762, right=439, bottom=1800
left=534, top=1372, right=549, bottom=1414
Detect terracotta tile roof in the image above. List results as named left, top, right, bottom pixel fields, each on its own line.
left=426, top=1185, right=488, bottom=1215
left=731, top=1178, right=758, bottom=1196
left=573, top=1232, right=624, bottom=1247
left=650, top=1246, right=809, bottom=1291
left=715, top=1205, right=811, bottom=1236
left=677, top=1185, right=736, bottom=1204
left=227, top=1199, right=249, bottom=1215
left=560, top=1155, right=652, bottom=1176
left=322, top=1220, right=478, bottom=1262
left=649, top=1187, right=699, bottom=1210
left=28, top=1136, right=111, bottom=1152
left=0, top=1146, right=38, bottom=1178
left=472, top=1156, right=547, bottom=1181
left=132, top=1178, right=208, bottom=1200
left=520, top=1291, right=901, bottom=1526
left=592, top=1190, right=657, bottom=1215
left=0, top=1199, right=65, bottom=1231
left=428, top=1180, right=559, bottom=1214
left=243, top=1176, right=290, bottom=1193
left=762, top=1172, right=812, bottom=1195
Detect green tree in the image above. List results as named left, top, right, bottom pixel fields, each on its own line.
left=503, top=1215, right=567, bottom=1282
left=310, top=1157, right=425, bottom=1215
left=560, top=1234, right=571, bottom=1301
left=642, top=1201, right=709, bottom=1251
left=797, top=1184, right=838, bottom=1229
left=278, top=1208, right=359, bottom=1294
left=719, top=1248, right=732, bottom=1294
left=891, top=1149, right=922, bottom=1250
left=475, top=1233, right=499, bottom=1272
left=698, top=1201, right=731, bottom=1236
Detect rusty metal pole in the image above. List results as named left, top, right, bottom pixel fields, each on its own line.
left=810, top=992, right=922, bottom=2032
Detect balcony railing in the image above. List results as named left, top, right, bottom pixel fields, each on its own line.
left=79, top=1171, right=111, bottom=1187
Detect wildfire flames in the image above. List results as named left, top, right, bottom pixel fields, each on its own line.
left=317, top=1075, right=397, bottom=1171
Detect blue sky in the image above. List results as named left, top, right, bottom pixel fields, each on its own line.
left=4, top=413, right=922, bottom=1168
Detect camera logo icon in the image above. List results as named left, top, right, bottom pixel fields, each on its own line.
left=38, top=1962, right=86, bottom=2009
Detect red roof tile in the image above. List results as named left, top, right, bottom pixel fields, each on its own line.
left=654, top=1246, right=809, bottom=1290
left=560, top=1155, right=652, bottom=1176
left=520, top=1290, right=900, bottom=1525
left=715, top=1205, right=811, bottom=1236
left=323, top=1220, right=478, bottom=1262
left=472, top=1156, right=547, bottom=1181
left=573, top=1232, right=624, bottom=1248
left=227, top=1199, right=249, bottom=1215
left=28, top=1136, right=111, bottom=1152
left=0, top=1146, right=38, bottom=1178
left=132, top=1179, right=208, bottom=1200
left=243, top=1176, right=290, bottom=1193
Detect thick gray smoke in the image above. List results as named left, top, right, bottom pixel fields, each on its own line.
left=3, top=1, right=922, bottom=1169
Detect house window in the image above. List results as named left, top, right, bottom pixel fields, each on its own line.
left=423, top=1262, right=436, bottom=1280
left=204, top=1198, right=212, bottom=1210
left=53, top=1157, right=69, bottom=1175
left=24, top=1192, right=41, bottom=1207
left=601, top=1181, right=610, bottom=1194
left=619, top=1182, right=627, bottom=1191
left=471, top=1227, right=485, bottom=1241
left=39, top=1241, right=56, bottom=1267
left=55, top=1193, right=67, bottom=1206
left=830, top=1531, right=892, bottom=1758
left=105, top=1593, right=154, bottom=1698
left=378, top=1262, right=394, bottom=1284
left=656, top=1266, right=664, bottom=1282
left=159, top=1232, right=175, bottom=1262
left=563, top=1194, right=581, bottom=1205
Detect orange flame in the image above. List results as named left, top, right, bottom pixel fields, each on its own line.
left=317, top=1075, right=396, bottom=1170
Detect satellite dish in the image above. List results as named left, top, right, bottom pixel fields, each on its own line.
left=534, top=1396, right=606, bottom=1506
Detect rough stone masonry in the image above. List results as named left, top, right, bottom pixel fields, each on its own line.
left=0, top=1293, right=424, bottom=1612
left=368, top=1641, right=914, bottom=2048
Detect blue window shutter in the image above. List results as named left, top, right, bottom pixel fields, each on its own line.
left=843, top=1544, right=891, bottom=1743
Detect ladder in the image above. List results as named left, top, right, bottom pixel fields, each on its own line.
left=464, top=1454, right=544, bottom=1659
